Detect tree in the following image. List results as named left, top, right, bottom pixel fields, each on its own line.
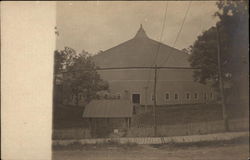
left=188, top=0, right=248, bottom=103
left=181, top=47, right=192, bottom=54
left=189, top=27, right=221, bottom=88
left=54, top=47, right=78, bottom=74
left=57, top=49, right=109, bottom=105
left=53, top=47, right=79, bottom=105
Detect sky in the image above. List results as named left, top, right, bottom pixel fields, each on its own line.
left=56, top=1, right=219, bottom=54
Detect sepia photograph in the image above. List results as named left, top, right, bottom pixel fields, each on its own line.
left=52, top=1, right=249, bottom=160
left=1, top=1, right=249, bottom=160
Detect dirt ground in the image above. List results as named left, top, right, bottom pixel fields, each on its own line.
left=53, top=143, right=249, bottom=160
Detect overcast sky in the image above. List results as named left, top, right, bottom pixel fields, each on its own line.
left=56, top=1, right=219, bottom=54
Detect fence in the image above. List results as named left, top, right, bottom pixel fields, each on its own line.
left=229, top=118, right=249, bottom=131
left=53, top=118, right=248, bottom=140
left=53, top=131, right=249, bottom=145
left=127, top=118, right=248, bottom=137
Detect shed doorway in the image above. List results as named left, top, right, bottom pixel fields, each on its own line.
left=132, top=94, right=140, bottom=104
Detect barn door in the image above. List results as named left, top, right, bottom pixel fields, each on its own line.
left=132, top=94, right=140, bottom=104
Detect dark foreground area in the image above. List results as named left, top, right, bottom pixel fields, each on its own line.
left=53, top=143, right=249, bottom=160
left=53, top=103, right=249, bottom=129
left=53, top=137, right=249, bottom=160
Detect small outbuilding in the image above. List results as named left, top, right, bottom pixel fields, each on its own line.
left=83, top=100, right=133, bottom=137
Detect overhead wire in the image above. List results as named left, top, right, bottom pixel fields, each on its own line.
left=172, top=1, right=192, bottom=48
left=152, top=2, right=169, bottom=66
left=159, top=1, right=192, bottom=67
left=197, top=1, right=205, bottom=35
left=145, top=1, right=169, bottom=91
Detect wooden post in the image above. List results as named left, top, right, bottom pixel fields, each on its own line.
left=88, top=118, right=92, bottom=129
left=144, top=86, right=148, bottom=112
left=94, top=119, right=97, bottom=137
left=216, top=24, right=229, bottom=131
left=153, top=65, right=157, bottom=136
left=127, top=118, right=129, bottom=129
left=88, top=118, right=92, bottom=137
left=129, top=118, right=131, bottom=128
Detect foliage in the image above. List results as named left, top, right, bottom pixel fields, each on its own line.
left=54, top=47, right=78, bottom=74
left=54, top=47, right=109, bottom=105
left=66, top=53, right=109, bottom=104
left=189, top=27, right=220, bottom=87
left=188, top=0, right=248, bottom=99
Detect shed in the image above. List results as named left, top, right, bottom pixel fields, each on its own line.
left=83, top=100, right=133, bottom=130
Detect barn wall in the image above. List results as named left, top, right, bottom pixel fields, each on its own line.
left=60, top=69, right=217, bottom=106
left=97, top=69, right=217, bottom=105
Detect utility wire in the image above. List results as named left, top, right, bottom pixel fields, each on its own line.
left=172, top=1, right=192, bottom=48
left=145, top=1, right=169, bottom=90
left=152, top=2, right=169, bottom=66
left=159, top=1, right=192, bottom=67
left=197, top=1, right=205, bottom=35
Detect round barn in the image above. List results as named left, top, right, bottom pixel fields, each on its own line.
left=92, top=25, right=217, bottom=106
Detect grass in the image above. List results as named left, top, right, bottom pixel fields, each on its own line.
left=53, top=105, right=88, bottom=129
left=133, top=103, right=249, bottom=127
left=53, top=128, right=91, bottom=140
left=133, top=104, right=223, bottom=127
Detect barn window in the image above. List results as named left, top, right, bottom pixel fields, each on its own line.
left=174, top=93, right=179, bottom=100
left=186, top=92, right=190, bottom=100
left=194, top=92, right=198, bottom=99
left=132, top=94, right=140, bottom=104
left=165, top=93, right=170, bottom=100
